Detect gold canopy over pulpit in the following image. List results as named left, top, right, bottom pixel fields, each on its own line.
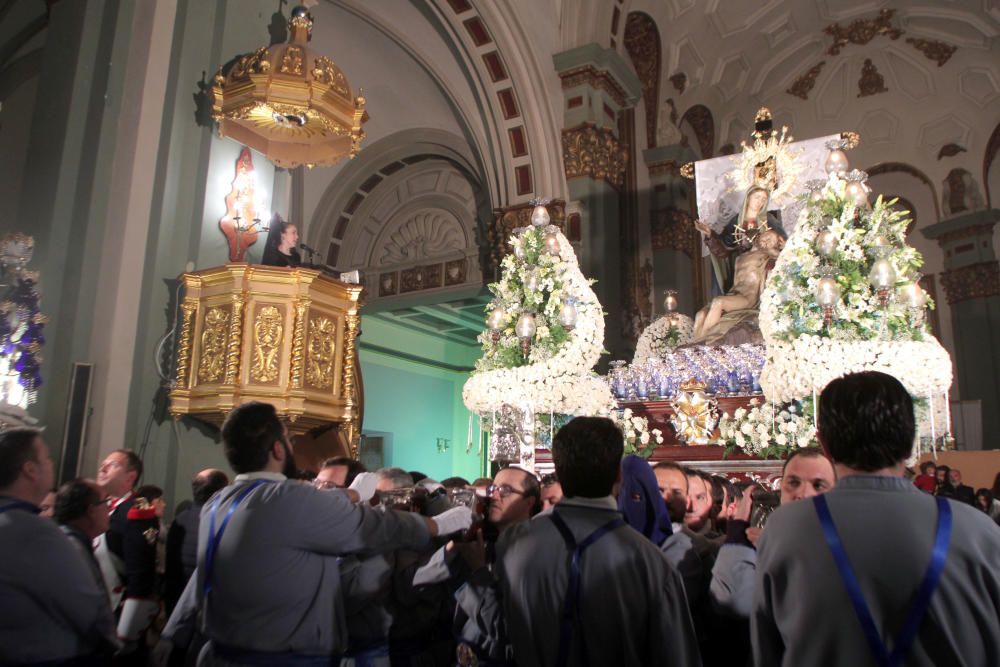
left=169, top=264, right=364, bottom=456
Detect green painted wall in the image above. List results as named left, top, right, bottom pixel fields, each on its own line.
left=359, top=315, right=485, bottom=482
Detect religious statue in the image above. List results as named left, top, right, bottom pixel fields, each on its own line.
left=695, top=180, right=785, bottom=295
left=692, top=228, right=785, bottom=345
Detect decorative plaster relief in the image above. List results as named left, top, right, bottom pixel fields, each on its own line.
left=918, top=114, right=972, bottom=157
left=884, top=49, right=933, bottom=103
left=706, top=0, right=784, bottom=39
left=378, top=211, right=465, bottom=265
left=857, top=109, right=898, bottom=145
left=958, top=67, right=1000, bottom=108
left=712, top=54, right=751, bottom=102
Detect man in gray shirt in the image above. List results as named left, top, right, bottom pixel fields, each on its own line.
left=495, top=416, right=700, bottom=667
left=752, top=371, right=1000, bottom=666
left=195, top=402, right=473, bottom=665
left=0, top=428, right=117, bottom=665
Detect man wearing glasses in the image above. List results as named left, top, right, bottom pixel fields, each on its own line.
left=486, top=467, right=541, bottom=531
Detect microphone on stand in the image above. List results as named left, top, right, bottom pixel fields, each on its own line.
left=299, top=242, right=319, bottom=256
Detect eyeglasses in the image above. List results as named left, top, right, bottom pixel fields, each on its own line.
left=312, top=479, right=342, bottom=490
left=487, top=484, right=525, bottom=499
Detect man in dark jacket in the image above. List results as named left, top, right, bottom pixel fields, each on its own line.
left=163, top=469, right=228, bottom=613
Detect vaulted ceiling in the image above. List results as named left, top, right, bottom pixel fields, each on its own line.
left=638, top=0, right=999, bottom=189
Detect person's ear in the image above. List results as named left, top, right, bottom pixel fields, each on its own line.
left=271, top=440, right=285, bottom=461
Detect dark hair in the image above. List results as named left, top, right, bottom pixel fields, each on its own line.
left=992, top=472, right=1000, bottom=499
left=0, top=428, right=42, bottom=489
left=221, top=402, right=286, bottom=474
left=540, top=473, right=559, bottom=487
left=552, top=417, right=623, bottom=498
left=472, top=477, right=493, bottom=487
left=192, top=470, right=230, bottom=505
left=919, top=461, right=936, bottom=474
left=135, top=485, right=163, bottom=503
left=54, top=478, right=101, bottom=524
left=440, top=476, right=470, bottom=489
left=264, top=217, right=296, bottom=250
left=818, top=372, right=915, bottom=471
left=705, top=474, right=725, bottom=519
left=320, top=456, right=367, bottom=486
left=935, top=465, right=951, bottom=478
left=408, top=471, right=428, bottom=484
left=782, top=448, right=835, bottom=476
left=975, top=488, right=993, bottom=510
left=111, top=449, right=143, bottom=486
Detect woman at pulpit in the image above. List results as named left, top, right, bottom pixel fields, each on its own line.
left=261, top=219, right=301, bottom=267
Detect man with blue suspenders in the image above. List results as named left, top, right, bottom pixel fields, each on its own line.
left=752, top=371, right=1000, bottom=666
left=495, top=416, right=701, bottom=667
left=194, top=402, right=474, bottom=666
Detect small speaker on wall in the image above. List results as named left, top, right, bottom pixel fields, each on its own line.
left=58, top=363, right=93, bottom=485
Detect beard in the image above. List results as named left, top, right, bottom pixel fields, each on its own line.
left=280, top=440, right=299, bottom=479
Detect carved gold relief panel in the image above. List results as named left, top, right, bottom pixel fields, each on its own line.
left=306, top=316, right=338, bottom=390
left=251, top=304, right=284, bottom=384
left=197, top=306, right=231, bottom=384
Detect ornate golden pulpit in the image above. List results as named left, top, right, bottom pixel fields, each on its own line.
left=169, top=264, right=364, bottom=456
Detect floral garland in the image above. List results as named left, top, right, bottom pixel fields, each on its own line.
left=760, top=335, right=953, bottom=405
left=632, top=314, right=694, bottom=365
left=463, top=226, right=614, bottom=416
left=614, top=407, right=664, bottom=458
left=718, top=399, right=817, bottom=459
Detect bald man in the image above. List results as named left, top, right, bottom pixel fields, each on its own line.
left=163, top=469, right=229, bottom=614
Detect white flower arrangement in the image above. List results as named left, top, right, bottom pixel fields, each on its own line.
left=759, top=335, right=953, bottom=405
left=614, top=407, right=664, bottom=458
left=717, top=399, right=817, bottom=458
left=754, top=171, right=953, bottom=456
left=463, top=226, right=614, bottom=416
left=633, top=314, right=694, bottom=365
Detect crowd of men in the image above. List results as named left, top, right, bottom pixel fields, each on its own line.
left=2, top=370, right=1000, bottom=666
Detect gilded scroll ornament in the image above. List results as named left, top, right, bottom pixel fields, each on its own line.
left=342, top=314, right=359, bottom=402
left=306, top=317, right=337, bottom=389
left=857, top=58, right=888, bottom=98
left=906, top=38, right=957, bottom=67
left=251, top=305, right=283, bottom=383
left=198, top=307, right=230, bottom=383
left=824, top=9, right=902, bottom=56
left=562, top=124, right=628, bottom=188
left=224, top=294, right=244, bottom=384
left=939, top=261, right=1000, bottom=305
left=786, top=62, right=826, bottom=100
left=175, top=300, right=198, bottom=390
left=290, top=299, right=310, bottom=389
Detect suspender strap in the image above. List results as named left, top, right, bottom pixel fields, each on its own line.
left=813, top=495, right=952, bottom=667
left=549, top=511, right=625, bottom=667
left=204, top=479, right=272, bottom=596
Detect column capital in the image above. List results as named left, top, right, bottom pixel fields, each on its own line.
left=553, top=43, right=643, bottom=106
left=921, top=209, right=1000, bottom=270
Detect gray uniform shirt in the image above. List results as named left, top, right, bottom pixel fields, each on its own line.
left=196, top=473, right=431, bottom=657
left=495, top=496, right=701, bottom=667
left=0, top=498, right=116, bottom=663
left=753, top=475, right=1000, bottom=666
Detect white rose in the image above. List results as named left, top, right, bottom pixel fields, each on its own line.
left=640, top=432, right=650, bottom=445
left=741, top=423, right=753, bottom=435
left=775, top=434, right=787, bottom=446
